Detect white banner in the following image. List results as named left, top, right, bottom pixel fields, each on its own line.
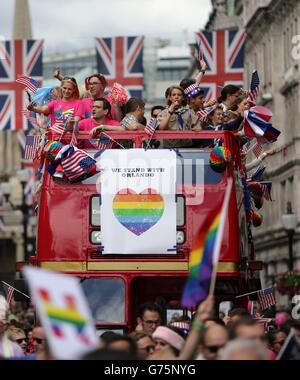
left=23, top=267, right=99, bottom=360
left=100, top=149, right=177, bottom=254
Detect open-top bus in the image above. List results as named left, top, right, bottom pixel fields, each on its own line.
left=32, top=130, right=262, bottom=333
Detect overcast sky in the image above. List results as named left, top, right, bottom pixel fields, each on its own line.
left=0, top=0, right=212, bottom=53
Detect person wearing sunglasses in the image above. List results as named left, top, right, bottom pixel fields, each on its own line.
left=31, top=326, right=46, bottom=355
left=130, top=331, right=155, bottom=359
left=196, top=324, right=229, bottom=360
left=10, top=328, right=28, bottom=355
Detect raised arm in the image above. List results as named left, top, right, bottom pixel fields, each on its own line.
left=27, top=102, right=49, bottom=115
left=195, top=60, right=207, bottom=86
left=178, top=296, right=215, bottom=360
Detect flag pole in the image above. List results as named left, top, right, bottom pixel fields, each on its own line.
left=209, top=263, right=218, bottom=296
left=2, top=281, right=30, bottom=299
left=209, top=178, right=233, bottom=297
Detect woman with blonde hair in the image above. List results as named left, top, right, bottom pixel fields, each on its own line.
left=27, top=77, right=83, bottom=127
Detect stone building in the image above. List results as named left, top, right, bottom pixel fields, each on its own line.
left=235, top=0, right=300, bottom=290
left=205, top=0, right=300, bottom=296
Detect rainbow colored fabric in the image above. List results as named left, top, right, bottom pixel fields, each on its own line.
left=181, top=204, right=221, bottom=308
left=113, top=189, right=164, bottom=236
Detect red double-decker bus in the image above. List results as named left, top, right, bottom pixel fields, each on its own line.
left=32, top=131, right=262, bottom=333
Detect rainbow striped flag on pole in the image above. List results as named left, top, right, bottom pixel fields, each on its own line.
left=181, top=179, right=233, bottom=307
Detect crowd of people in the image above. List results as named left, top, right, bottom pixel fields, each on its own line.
left=25, top=61, right=275, bottom=155
left=0, top=294, right=299, bottom=360
left=3, top=58, right=291, bottom=361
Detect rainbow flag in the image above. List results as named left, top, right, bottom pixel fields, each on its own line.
left=181, top=179, right=232, bottom=307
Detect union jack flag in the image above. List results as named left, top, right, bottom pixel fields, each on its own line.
left=257, top=287, right=276, bottom=310
left=95, top=36, right=144, bottom=98
left=195, top=29, right=246, bottom=99
left=0, top=40, right=43, bottom=130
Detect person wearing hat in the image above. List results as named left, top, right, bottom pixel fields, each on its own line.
left=184, top=84, right=205, bottom=131
left=158, top=85, right=194, bottom=148
left=152, top=325, right=186, bottom=357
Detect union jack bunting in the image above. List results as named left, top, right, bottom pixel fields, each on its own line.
left=0, top=40, right=43, bottom=130
left=257, top=287, right=276, bottom=310
left=195, top=29, right=246, bottom=99
left=25, top=135, right=41, bottom=160
left=247, top=70, right=260, bottom=104
left=95, top=36, right=144, bottom=98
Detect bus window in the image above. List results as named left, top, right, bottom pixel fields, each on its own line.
left=81, top=278, right=125, bottom=322
left=176, top=150, right=223, bottom=185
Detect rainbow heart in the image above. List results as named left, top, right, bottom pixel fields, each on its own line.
left=113, top=188, right=164, bottom=236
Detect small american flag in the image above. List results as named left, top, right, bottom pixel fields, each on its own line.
left=260, top=181, right=273, bottom=201
left=257, top=287, right=276, bottom=310
left=48, top=123, right=65, bottom=135
left=195, top=32, right=204, bottom=62
left=145, top=117, right=158, bottom=136
left=197, top=109, right=209, bottom=123
left=61, top=148, right=97, bottom=182
left=16, top=76, right=39, bottom=93
left=2, top=282, right=15, bottom=304
left=97, top=133, right=114, bottom=151
left=247, top=70, right=260, bottom=104
left=253, top=142, right=263, bottom=158
left=24, top=135, right=41, bottom=160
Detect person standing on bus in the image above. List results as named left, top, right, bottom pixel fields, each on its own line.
left=158, top=86, right=194, bottom=148
left=82, top=74, right=123, bottom=122
left=78, top=98, right=123, bottom=135
left=27, top=77, right=83, bottom=127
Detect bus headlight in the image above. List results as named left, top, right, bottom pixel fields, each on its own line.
left=176, top=231, right=185, bottom=245
left=91, top=231, right=102, bottom=244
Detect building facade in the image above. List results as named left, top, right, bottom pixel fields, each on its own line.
left=236, top=0, right=300, bottom=291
